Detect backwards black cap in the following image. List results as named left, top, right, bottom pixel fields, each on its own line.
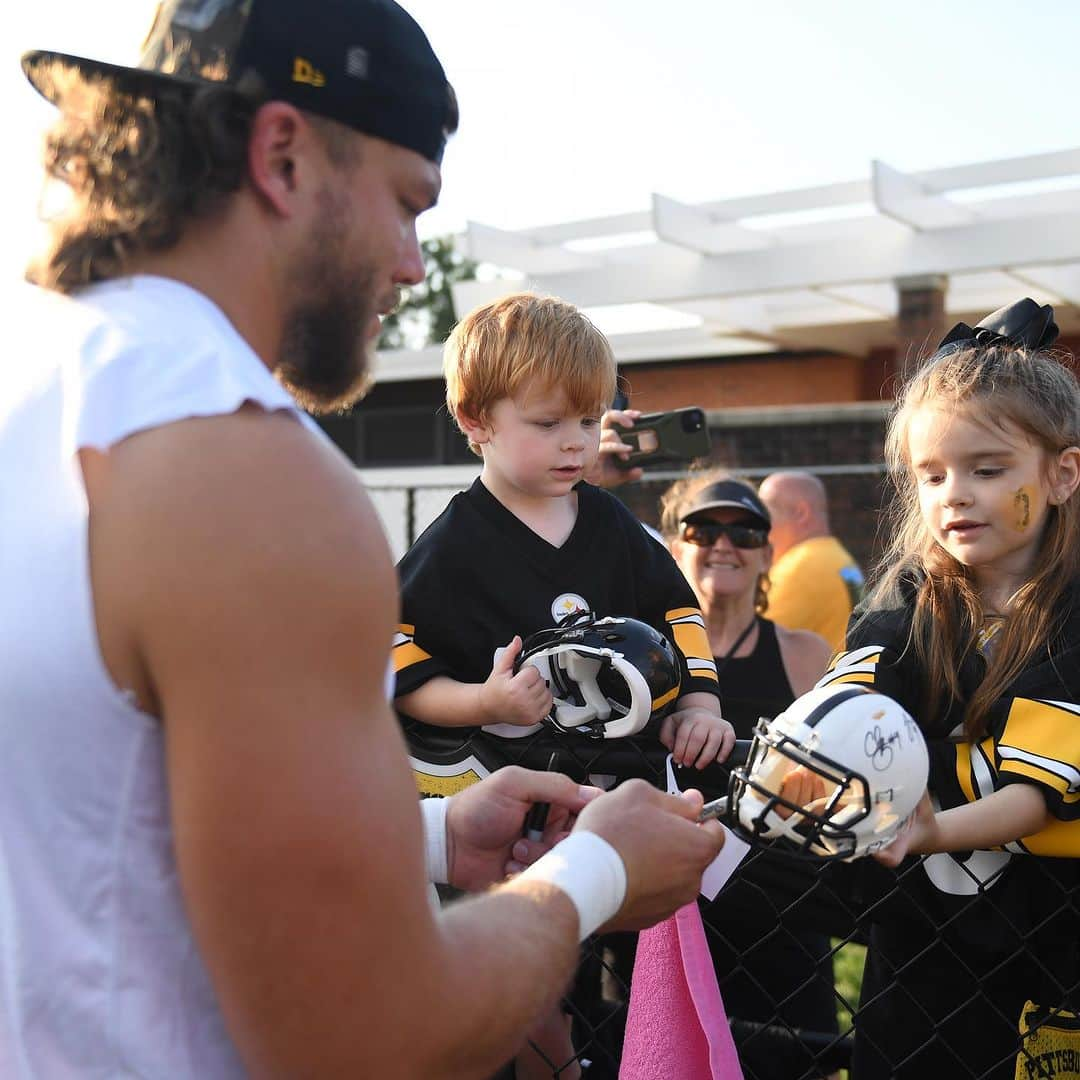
left=22, top=0, right=453, bottom=164
left=932, top=298, right=1059, bottom=362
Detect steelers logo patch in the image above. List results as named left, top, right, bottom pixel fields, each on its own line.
left=551, top=593, right=589, bottom=623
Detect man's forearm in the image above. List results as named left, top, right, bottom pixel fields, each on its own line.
left=419, top=883, right=581, bottom=1078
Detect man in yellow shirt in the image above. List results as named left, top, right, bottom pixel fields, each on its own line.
left=758, top=471, right=864, bottom=652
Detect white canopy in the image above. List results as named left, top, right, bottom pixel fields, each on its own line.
left=372, top=146, right=1080, bottom=383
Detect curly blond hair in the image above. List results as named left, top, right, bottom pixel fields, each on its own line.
left=26, top=61, right=272, bottom=293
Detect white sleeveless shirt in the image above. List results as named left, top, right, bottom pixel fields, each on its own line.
left=0, top=276, right=322, bottom=1077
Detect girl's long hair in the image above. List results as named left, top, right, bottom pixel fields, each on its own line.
left=867, top=343, right=1080, bottom=739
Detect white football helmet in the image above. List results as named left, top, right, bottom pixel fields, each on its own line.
left=729, top=684, right=929, bottom=861
left=515, top=614, right=682, bottom=739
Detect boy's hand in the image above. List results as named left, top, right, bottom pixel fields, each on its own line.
left=583, top=409, right=644, bottom=489
left=658, top=696, right=734, bottom=768
left=479, top=636, right=554, bottom=727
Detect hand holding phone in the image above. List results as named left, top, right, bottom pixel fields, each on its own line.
left=612, top=407, right=711, bottom=470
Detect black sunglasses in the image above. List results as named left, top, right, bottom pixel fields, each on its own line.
left=680, top=520, right=769, bottom=550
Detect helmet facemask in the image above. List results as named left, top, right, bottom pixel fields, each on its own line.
left=731, top=722, right=873, bottom=860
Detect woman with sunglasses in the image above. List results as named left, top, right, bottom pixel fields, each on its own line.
left=660, top=470, right=839, bottom=1080
left=660, top=472, right=832, bottom=738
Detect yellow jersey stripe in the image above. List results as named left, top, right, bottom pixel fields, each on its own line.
left=1018, top=816, right=1080, bottom=857
left=820, top=671, right=875, bottom=687
left=393, top=641, right=432, bottom=673
left=669, top=620, right=719, bottom=683
left=666, top=607, right=702, bottom=622
left=1000, top=759, right=1076, bottom=799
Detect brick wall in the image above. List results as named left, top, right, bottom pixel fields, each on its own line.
left=620, top=352, right=865, bottom=411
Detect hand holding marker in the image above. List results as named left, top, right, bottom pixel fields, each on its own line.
left=524, top=750, right=560, bottom=841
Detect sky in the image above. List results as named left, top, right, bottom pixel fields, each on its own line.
left=6, top=0, right=1080, bottom=285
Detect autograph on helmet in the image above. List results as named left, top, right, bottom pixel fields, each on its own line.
left=864, top=725, right=901, bottom=772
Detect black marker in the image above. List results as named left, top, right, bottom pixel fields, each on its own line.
left=524, top=751, right=560, bottom=842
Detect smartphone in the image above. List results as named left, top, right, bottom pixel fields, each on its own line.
left=613, top=406, right=711, bottom=469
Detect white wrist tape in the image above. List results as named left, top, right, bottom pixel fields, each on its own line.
left=517, top=831, right=627, bottom=941
left=419, top=797, right=449, bottom=885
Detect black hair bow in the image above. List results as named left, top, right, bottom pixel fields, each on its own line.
left=933, top=297, right=1059, bottom=360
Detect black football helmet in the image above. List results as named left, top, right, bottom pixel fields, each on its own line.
left=515, top=613, right=682, bottom=739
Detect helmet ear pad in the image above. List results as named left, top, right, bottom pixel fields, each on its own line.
left=516, top=615, right=682, bottom=739
left=545, top=647, right=652, bottom=738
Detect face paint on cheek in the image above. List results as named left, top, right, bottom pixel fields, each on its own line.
left=1013, top=487, right=1032, bottom=530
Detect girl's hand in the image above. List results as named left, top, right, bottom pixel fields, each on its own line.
left=775, top=764, right=829, bottom=818
left=478, top=636, right=553, bottom=727
left=872, top=790, right=937, bottom=867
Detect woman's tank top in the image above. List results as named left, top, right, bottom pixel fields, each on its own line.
left=717, top=618, right=796, bottom=739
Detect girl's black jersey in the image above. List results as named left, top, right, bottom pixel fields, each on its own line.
left=820, top=573, right=1080, bottom=841
left=817, top=573, right=1080, bottom=1079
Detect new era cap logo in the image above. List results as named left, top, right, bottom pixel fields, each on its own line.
left=292, top=57, right=325, bottom=87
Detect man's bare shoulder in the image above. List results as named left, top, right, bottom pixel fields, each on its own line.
left=87, top=406, right=395, bottom=714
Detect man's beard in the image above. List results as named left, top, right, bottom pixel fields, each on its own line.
left=275, top=189, right=383, bottom=415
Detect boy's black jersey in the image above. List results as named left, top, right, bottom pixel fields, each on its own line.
left=394, top=479, right=719, bottom=725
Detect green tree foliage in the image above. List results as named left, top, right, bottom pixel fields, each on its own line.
left=378, top=235, right=478, bottom=351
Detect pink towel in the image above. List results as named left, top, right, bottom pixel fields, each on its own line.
left=619, top=903, right=743, bottom=1080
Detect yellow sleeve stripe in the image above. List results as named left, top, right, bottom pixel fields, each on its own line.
left=818, top=671, right=874, bottom=687
left=669, top=619, right=719, bottom=683
left=393, top=641, right=432, bottom=673
left=999, top=698, right=1080, bottom=800
left=1000, top=761, right=1080, bottom=803
left=827, top=646, right=883, bottom=672
left=666, top=607, right=703, bottom=623
left=999, top=755, right=1080, bottom=803
left=1018, top=816, right=1080, bottom=857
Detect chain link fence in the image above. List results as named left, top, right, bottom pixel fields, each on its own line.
left=371, top=451, right=1078, bottom=1079
left=409, top=727, right=1080, bottom=1080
